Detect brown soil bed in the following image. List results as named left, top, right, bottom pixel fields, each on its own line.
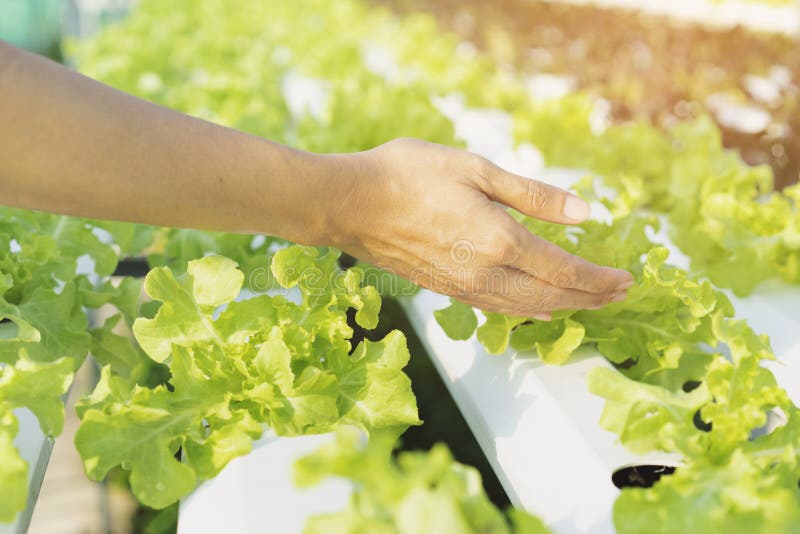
left=378, top=0, right=800, bottom=188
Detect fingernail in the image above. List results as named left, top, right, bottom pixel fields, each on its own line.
left=533, top=312, right=552, bottom=321
left=562, top=195, right=590, bottom=222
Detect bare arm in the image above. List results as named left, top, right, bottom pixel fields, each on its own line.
left=0, top=42, right=632, bottom=317
left=0, top=41, right=337, bottom=244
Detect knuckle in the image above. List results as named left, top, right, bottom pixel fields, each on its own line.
left=552, top=261, right=578, bottom=288
left=469, top=273, right=492, bottom=294
left=498, top=224, right=522, bottom=248
left=478, top=300, right=504, bottom=315
left=509, top=303, right=532, bottom=317
left=377, top=138, right=409, bottom=160
left=530, top=286, right=556, bottom=310
left=471, top=153, right=493, bottom=178
left=450, top=278, right=469, bottom=297
left=482, top=239, right=513, bottom=265
left=512, top=269, right=538, bottom=296
left=497, top=227, right=521, bottom=258
left=470, top=154, right=498, bottom=192
left=526, top=180, right=552, bottom=210
left=392, top=136, right=417, bottom=147
left=385, top=137, right=425, bottom=156
left=535, top=296, right=556, bottom=311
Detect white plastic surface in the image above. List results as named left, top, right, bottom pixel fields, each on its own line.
left=177, top=433, right=351, bottom=534
left=399, top=293, right=645, bottom=534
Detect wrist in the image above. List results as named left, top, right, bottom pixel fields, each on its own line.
left=299, top=151, right=373, bottom=248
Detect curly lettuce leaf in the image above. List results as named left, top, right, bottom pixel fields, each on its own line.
left=587, top=366, right=710, bottom=456
left=614, top=450, right=800, bottom=534
left=434, top=298, right=478, bottom=341
left=509, top=318, right=585, bottom=365
left=76, top=250, right=419, bottom=508
left=295, top=428, right=551, bottom=534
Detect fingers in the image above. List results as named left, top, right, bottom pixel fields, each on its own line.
left=371, top=259, right=627, bottom=319
left=505, top=221, right=634, bottom=294
left=358, top=240, right=629, bottom=317
left=479, top=159, right=590, bottom=224
left=423, top=265, right=627, bottom=318
left=472, top=157, right=632, bottom=292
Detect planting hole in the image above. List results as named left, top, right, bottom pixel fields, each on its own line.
left=612, top=357, right=638, bottom=370
left=693, top=409, right=713, bottom=432
left=612, top=465, right=676, bottom=489
left=682, top=380, right=702, bottom=392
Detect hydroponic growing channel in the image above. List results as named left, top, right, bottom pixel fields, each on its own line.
left=1, top=0, right=799, bottom=533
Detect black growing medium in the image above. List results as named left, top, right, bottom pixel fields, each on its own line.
left=612, top=465, right=676, bottom=489
left=113, top=257, right=151, bottom=278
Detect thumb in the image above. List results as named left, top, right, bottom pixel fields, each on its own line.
left=481, top=160, right=590, bottom=225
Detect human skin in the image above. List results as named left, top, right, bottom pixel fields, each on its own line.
left=0, top=41, right=632, bottom=319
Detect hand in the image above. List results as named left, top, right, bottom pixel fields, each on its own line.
left=320, top=138, right=633, bottom=319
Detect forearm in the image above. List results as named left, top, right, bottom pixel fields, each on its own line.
left=0, top=41, right=344, bottom=243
